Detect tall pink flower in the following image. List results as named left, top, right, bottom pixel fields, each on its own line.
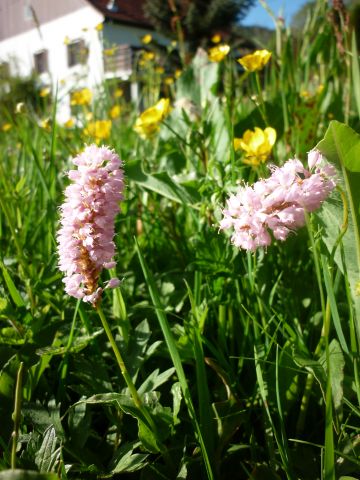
left=220, top=150, right=336, bottom=251
left=57, top=145, right=124, bottom=306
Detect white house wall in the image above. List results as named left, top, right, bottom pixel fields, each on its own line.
left=0, top=5, right=104, bottom=121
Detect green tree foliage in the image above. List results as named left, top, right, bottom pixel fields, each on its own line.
left=144, top=0, right=255, bottom=52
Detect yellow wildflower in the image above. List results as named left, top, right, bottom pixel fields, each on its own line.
left=234, top=127, right=276, bottom=166
left=171, top=40, right=177, bottom=48
left=142, top=34, right=152, bottom=44
left=237, top=49, right=272, bottom=72
left=211, top=34, right=221, bottom=44
left=95, top=23, right=103, bottom=31
left=208, top=44, right=230, bottom=62
left=109, top=105, right=121, bottom=119
left=39, top=87, right=50, bottom=97
left=316, top=84, right=324, bottom=95
left=175, top=69, right=182, bottom=79
left=142, top=51, right=155, bottom=62
left=84, top=120, right=112, bottom=142
left=86, top=112, right=94, bottom=121
left=114, top=88, right=123, bottom=98
left=70, top=88, right=92, bottom=106
left=164, top=76, right=174, bottom=85
left=1, top=123, right=12, bottom=132
left=64, top=118, right=75, bottom=128
left=134, top=98, right=171, bottom=138
left=155, top=66, right=165, bottom=74
left=104, top=47, right=117, bottom=56
left=300, top=90, right=310, bottom=99
left=40, top=119, right=51, bottom=131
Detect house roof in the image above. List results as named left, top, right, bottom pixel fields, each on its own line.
left=86, top=0, right=152, bottom=28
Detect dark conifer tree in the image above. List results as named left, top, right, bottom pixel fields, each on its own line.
left=144, top=0, right=255, bottom=52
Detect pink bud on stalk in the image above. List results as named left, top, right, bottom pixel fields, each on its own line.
left=220, top=150, right=336, bottom=251
left=57, top=145, right=124, bottom=306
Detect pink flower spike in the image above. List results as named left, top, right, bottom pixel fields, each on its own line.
left=308, top=149, right=323, bottom=170
left=220, top=154, right=336, bottom=251
left=106, top=278, right=121, bottom=289
left=57, top=145, right=124, bottom=307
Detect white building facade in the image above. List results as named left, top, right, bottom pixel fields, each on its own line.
left=0, top=0, right=160, bottom=121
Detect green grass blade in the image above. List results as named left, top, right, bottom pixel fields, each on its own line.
left=351, top=32, right=360, bottom=120
left=0, top=261, right=25, bottom=308
left=135, top=239, right=215, bottom=480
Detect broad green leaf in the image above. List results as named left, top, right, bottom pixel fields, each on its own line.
left=36, top=330, right=103, bottom=356
left=109, top=441, right=149, bottom=473
left=23, top=399, right=63, bottom=439
left=316, top=121, right=360, bottom=332
left=73, top=393, right=161, bottom=453
left=126, top=160, right=200, bottom=206
left=138, top=420, right=161, bottom=453
left=293, top=348, right=327, bottom=397
left=137, top=367, right=175, bottom=395
left=319, top=339, right=345, bottom=422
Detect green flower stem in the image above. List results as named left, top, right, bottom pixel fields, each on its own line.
left=96, top=305, right=170, bottom=462
left=96, top=305, right=143, bottom=409
left=254, top=72, right=268, bottom=125
left=296, top=193, right=347, bottom=435
left=11, top=362, right=24, bottom=470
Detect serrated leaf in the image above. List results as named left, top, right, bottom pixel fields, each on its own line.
left=35, top=426, right=59, bottom=473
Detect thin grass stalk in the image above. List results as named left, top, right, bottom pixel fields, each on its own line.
left=135, top=239, right=215, bottom=480
left=11, top=362, right=24, bottom=469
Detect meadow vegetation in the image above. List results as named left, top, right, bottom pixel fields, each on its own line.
left=0, top=1, right=360, bottom=479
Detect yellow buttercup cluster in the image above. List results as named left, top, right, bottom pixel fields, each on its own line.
left=64, top=118, right=75, bottom=129
left=211, top=34, right=222, bottom=44
left=208, top=44, right=230, bottom=62
left=71, top=88, right=92, bottom=106
left=234, top=127, right=276, bottom=166
left=134, top=98, right=171, bottom=138
left=84, top=120, right=112, bottom=142
left=1, top=123, right=12, bottom=132
left=109, top=105, right=121, bottom=119
left=114, top=88, right=123, bottom=98
left=238, top=49, right=272, bottom=72
left=142, top=34, right=152, bottom=45
left=39, top=87, right=50, bottom=98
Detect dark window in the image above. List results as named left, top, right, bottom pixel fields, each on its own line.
left=34, top=50, right=48, bottom=74
left=67, top=40, right=88, bottom=67
left=103, top=45, right=133, bottom=73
